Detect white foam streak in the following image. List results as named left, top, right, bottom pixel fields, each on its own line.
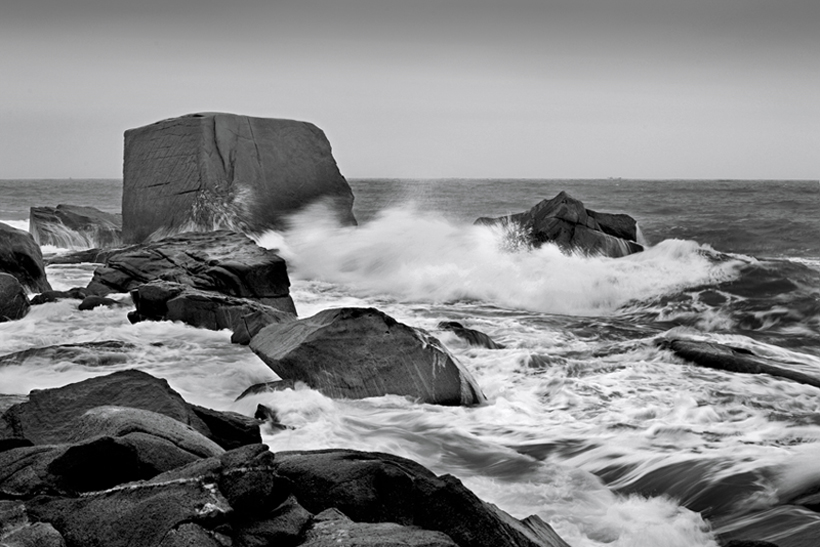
left=261, top=205, right=742, bottom=316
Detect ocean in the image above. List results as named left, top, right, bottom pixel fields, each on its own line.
left=1, top=177, right=820, bottom=546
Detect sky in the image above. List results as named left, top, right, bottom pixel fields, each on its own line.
left=1, top=0, right=817, bottom=180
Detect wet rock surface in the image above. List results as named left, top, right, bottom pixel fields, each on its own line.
left=250, top=307, right=486, bottom=406
left=29, top=204, right=122, bottom=249
left=0, top=222, right=51, bottom=293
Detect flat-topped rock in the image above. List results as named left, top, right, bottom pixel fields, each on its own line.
left=122, top=112, right=357, bottom=244
left=29, top=204, right=122, bottom=249
left=249, top=307, right=485, bottom=406
left=0, top=222, right=51, bottom=293
left=475, top=191, right=643, bottom=258
left=85, top=230, right=294, bottom=311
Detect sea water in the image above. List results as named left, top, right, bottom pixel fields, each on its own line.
left=1, top=178, right=820, bottom=546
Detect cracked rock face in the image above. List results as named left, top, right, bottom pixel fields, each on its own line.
left=122, top=113, right=357, bottom=244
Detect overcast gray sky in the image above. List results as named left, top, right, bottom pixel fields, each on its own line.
left=1, top=0, right=817, bottom=179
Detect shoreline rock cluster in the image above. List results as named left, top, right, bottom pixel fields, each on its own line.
left=0, top=112, right=654, bottom=546
left=0, top=370, right=567, bottom=547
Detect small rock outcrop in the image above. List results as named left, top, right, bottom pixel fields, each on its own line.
left=475, top=191, right=643, bottom=258
left=660, top=338, right=820, bottom=390
left=0, top=222, right=51, bottom=293
left=128, top=280, right=295, bottom=332
left=122, top=112, right=357, bottom=244
left=438, top=321, right=505, bottom=350
left=0, top=273, right=30, bottom=322
left=85, top=230, right=296, bottom=314
left=29, top=204, right=122, bottom=249
left=249, top=307, right=486, bottom=406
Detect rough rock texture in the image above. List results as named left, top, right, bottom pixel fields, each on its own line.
left=0, top=222, right=51, bottom=293
left=0, top=369, right=260, bottom=450
left=128, top=280, right=295, bottom=332
left=85, top=230, right=295, bottom=310
left=249, top=307, right=486, bottom=406
left=660, top=338, right=820, bottom=390
left=0, top=273, right=30, bottom=322
left=475, top=191, right=643, bottom=258
left=122, top=112, right=357, bottom=244
left=274, top=449, right=570, bottom=547
left=44, top=248, right=117, bottom=265
left=231, top=308, right=297, bottom=345
left=438, top=321, right=505, bottom=350
left=29, top=204, right=122, bottom=248
left=302, top=508, right=459, bottom=547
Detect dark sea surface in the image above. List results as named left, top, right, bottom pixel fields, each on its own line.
left=2, top=177, right=820, bottom=546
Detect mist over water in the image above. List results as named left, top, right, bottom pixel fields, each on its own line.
left=3, top=178, right=820, bottom=546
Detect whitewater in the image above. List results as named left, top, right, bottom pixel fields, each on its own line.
left=2, top=178, right=820, bottom=546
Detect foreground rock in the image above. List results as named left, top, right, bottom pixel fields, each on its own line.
left=660, top=338, right=820, bottom=390
left=0, top=273, right=30, bottom=322
left=29, top=204, right=122, bottom=249
left=250, top=307, right=485, bottom=406
left=475, top=191, right=643, bottom=258
left=85, top=230, right=296, bottom=313
left=0, top=368, right=571, bottom=547
left=0, top=222, right=51, bottom=292
left=0, top=369, right=260, bottom=450
left=128, top=280, right=295, bottom=332
left=122, top=112, right=357, bottom=244
left=274, top=449, right=570, bottom=547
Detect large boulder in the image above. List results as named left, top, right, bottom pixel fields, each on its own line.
left=249, top=307, right=485, bottom=406
left=660, top=338, right=820, bottom=390
left=122, top=112, right=357, bottom=244
left=0, top=369, right=260, bottom=450
left=0, top=273, right=30, bottom=322
left=0, top=222, right=51, bottom=293
left=273, top=449, right=570, bottom=547
left=475, top=191, right=643, bottom=258
left=128, top=280, right=295, bottom=332
left=85, top=230, right=295, bottom=312
left=29, top=204, right=122, bottom=249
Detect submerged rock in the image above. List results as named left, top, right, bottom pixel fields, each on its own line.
left=0, top=222, right=51, bottom=293
left=438, top=321, right=505, bottom=349
left=0, top=340, right=134, bottom=368
left=660, top=338, right=820, bottom=390
left=29, top=287, right=89, bottom=305
left=85, top=230, right=295, bottom=311
left=0, top=273, right=30, bottom=322
left=128, top=280, right=295, bottom=332
left=475, top=191, right=643, bottom=258
left=29, top=204, right=122, bottom=248
left=122, top=112, right=357, bottom=244
left=249, top=307, right=486, bottom=406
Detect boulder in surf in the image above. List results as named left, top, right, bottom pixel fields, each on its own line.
left=122, top=112, right=357, bottom=244
left=128, top=280, right=296, bottom=332
left=85, top=230, right=296, bottom=313
left=0, top=222, right=51, bottom=293
left=475, top=191, right=643, bottom=258
left=438, top=321, right=505, bottom=349
left=660, top=338, right=820, bottom=390
left=0, top=369, right=260, bottom=451
left=0, top=273, right=30, bottom=322
left=249, top=307, right=486, bottom=406
left=29, top=204, right=122, bottom=248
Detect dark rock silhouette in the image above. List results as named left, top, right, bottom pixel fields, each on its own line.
left=249, top=307, right=486, bottom=406
left=475, top=191, right=643, bottom=258
left=122, top=112, right=357, bottom=244
left=0, top=273, right=30, bottom=322
left=0, top=222, right=51, bottom=293
left=85, top=230, right=295, bottom=313
left=29, top=204, right=122, bottom=248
